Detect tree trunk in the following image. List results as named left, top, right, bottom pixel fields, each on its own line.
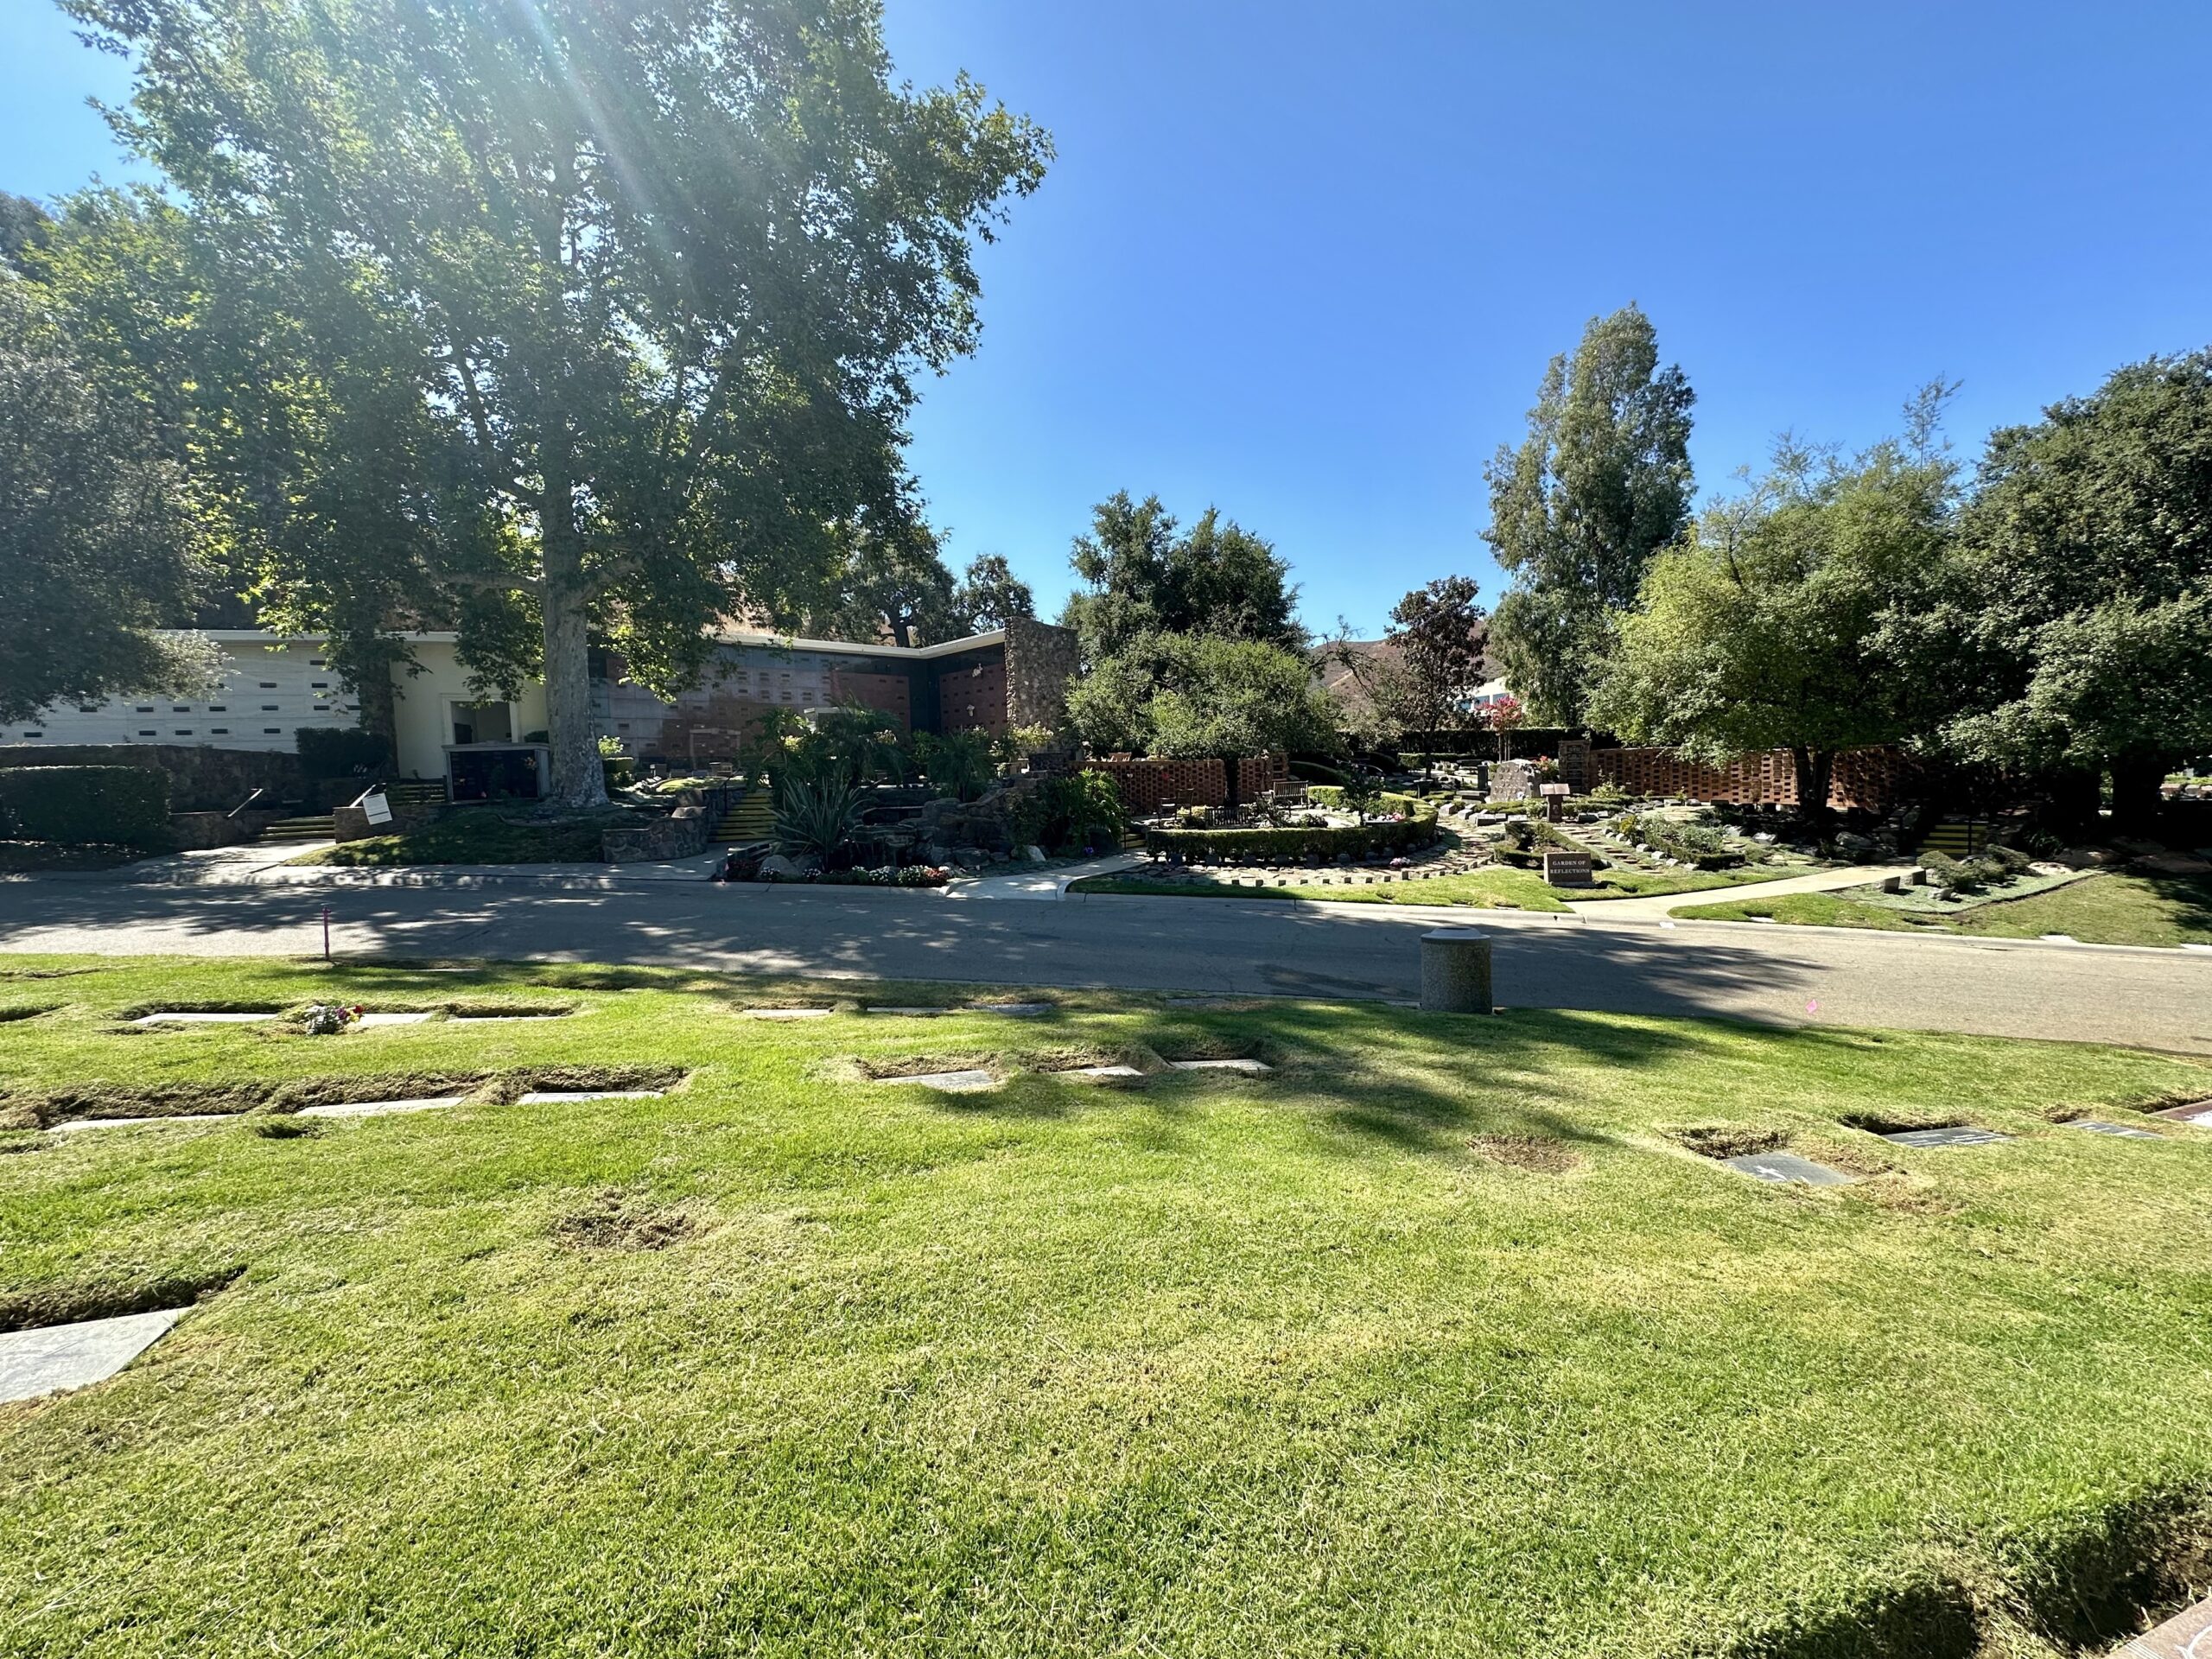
left=1221, top=753, right=1243, bottom=817
left=2108, top=752, right=2167, bottom=834
left=1790, top=746, right=1836, bottom=830
left=538, top=483, right=607, bottom=810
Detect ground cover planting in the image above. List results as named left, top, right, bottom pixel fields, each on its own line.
left=3, top=955, right=2212, bottom=1656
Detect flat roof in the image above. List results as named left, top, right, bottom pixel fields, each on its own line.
left=182, top=628, right=1003, bottom=658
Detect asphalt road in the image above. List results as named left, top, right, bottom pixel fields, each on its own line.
left=2, top=877, right=2207, bottom=1054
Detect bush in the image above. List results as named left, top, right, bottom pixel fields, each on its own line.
left=296, top=727, right=388, bottom=779
left=1014, top=771, right=1128, bottom=853
left=912, top=729, right=1001, bottom=803
left=1985, top=843, right=2035, bottom=876
left=774, top=777, right=863, bottom=863
left=1615, top=811, right=1744, bottom=870
left=0, top=766, right=170, bottom=847
left=1144, top=803, right=1437, bottom=865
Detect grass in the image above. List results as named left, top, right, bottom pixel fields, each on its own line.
left=3, top=957, right=2212, bottom=1656
left=1676, top=869, right=2212, bottom=947
left=288, top=807, right=624, bottom=868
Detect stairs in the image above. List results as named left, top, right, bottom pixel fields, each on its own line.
left=383, top=779, right=446, bottom=811
left=262, top=815, right=336, bottom=841
left=1918, top=818, right=1990, bottom=858
left=711, top=786, right=775, bottom=844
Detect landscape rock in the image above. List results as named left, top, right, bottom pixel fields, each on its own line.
left=757, top=854, right=804, bottom=880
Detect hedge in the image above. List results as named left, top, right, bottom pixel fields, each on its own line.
left=1145, top=805, right=1437, bottom=865
left=296, top=726, right=388, bottom=779
left=0, top=766, right=171, bottom=847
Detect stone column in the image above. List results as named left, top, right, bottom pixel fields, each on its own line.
left=1421, top=928, right=1494, bottom=1014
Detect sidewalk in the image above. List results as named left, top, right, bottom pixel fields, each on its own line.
left=1568, top=863, right=1916, bottom=921
left=947, top=852, right=1144, bottom=900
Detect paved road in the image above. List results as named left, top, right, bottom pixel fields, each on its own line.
left=3, top=877, right=2207, bottom=1054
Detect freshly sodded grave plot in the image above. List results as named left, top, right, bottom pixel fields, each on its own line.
left=874, top=1068, right=997, bottom=1093
left=353, top=1012, right=435, bottom=1027
left=865, top=1005, right=952, bottom=1016
left=966, top=1001, right=1052, bottom=1017
left=2065, top=1119, right=2165, bottom=1140
left=446, top=1007, right=571, bottom=1023
left=1062, top=1064, right=1143, bottom=1078
left=1168, top=1058, right=1272, bottom=1074
left=746, top=1007, right=836, bottom=1020
left=0, top=1306, right=187, bottom=1404
left=48, top=1113, right=243, bottom=1135
left=1665, top=1123, right=1854, bottom=1183
left=516, top=1088, right=666, bottom=1103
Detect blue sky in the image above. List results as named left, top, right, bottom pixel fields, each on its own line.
left=8, top=1, right=2209, bottom=636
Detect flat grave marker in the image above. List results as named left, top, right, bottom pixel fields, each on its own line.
left=354, top=1012, right=435, bottom=1027
left=0, top=1308, right=185, bottom=1404
left=449, top=1011, right=569, bottom=1023
left=867, top=1006, right=950, bottom=1017
left=1168, top=1058, right=1272, bottom=1075
left=2065, top=1119, right=2164, bottom=1140
left=747, top=1007, right=834, bottom=1020
left=50, top=1113, right=242, bottom=1135
left=2154, top=1099, right=2212, bottom=1127
left=1061, top=1064, right=1142, bottom=1078
left=298, top=1096, right=467, bottom=1119
left=1878, top=1125, right=2010, bottom=1148
left=517, top=1089, right=665, bottom=1103
left=878, top=1069, right=997, bottom=1092
left=130, top=1011, right=278, bottom=1026
left=966, top=1002, right=1052, bottom=1017
left=2121, top=1591, right=2212, bottom=1659
left=1722, top=1151, right=1855, bottom=1185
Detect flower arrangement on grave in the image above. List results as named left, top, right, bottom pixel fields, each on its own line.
left=302, top=1002, right=365, bottom=1035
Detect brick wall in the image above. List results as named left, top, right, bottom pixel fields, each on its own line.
left=1590, top=746, right=1909, bottom=811
left=1087, top=753, right=1288, bottom=812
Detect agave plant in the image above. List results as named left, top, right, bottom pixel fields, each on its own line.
left=773, top=777, right=864, bottom=863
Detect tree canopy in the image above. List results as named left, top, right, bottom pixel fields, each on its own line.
left=1590, top=406, right=1955, bottom=821
left=1062, top=491, right=1305, bottom=661
left=0, top=274, right=216, bottom=725
left=1065, top=632, right=1338, bottom=812
left=1899, top=350, right=2212, bottom=825
left=63, top=0, right=1050, bottom=804
left=1484, top=304, right=1694, bottom=727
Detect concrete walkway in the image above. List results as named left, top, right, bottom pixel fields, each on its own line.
left=1570, top=863, right=1916, bottom=920
left=948, top=852, right=1144, bottom=900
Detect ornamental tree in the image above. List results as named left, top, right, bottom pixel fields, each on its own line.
left=65, top=0, right=1049, bottom=804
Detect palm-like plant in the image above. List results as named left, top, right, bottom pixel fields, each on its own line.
left=773, top=777, right=864, bottom=864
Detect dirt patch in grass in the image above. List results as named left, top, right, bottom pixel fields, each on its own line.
left=35, top=1080, right=276, bottom=1127
left=112, top=1000, right=291, bottom=1023
left=1663, top=1123, right=1788, bottom=1160
left=1153, top=1033, right=1270, bottom=1065
left=250, top=1117, right=323, bottom=1141
left=268, top=1073, right=491, bottom=1113
left=0, top=1005, right=61, bottom=1024
left=441, top=1001, right=575, bottom=1020
left=553, top=1190, right=700, bottom=1252
left=493, top=1065, right=687, bottom=1102
left=1468, top=1134, right=1581, bottom=1173
left=0, top=967, right=102, bottom=982
left=1839, top=1111, right=1970, bottom=1137
left=0, top=1265, right=242, bottom=1335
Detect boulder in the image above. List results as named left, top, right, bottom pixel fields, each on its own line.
left=757, top=854, right=804, bottom=880
left=1021, top=845, right=1048, bottom=863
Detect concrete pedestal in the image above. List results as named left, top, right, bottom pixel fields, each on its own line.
left=1421, top=928, right=1493, bottom=1014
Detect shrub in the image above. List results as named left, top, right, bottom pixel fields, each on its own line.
left=0, top=766, right=170, bottom=847
left=296, top=726, right=388, bottom=779
left=1144, top=803, right=1437, bottom=865
left=1014, top=771, right=1128, bottom=853
left=597, top=734, right=634, bottom=791
left=1614, top=811, right=1744, bottom=870
left=1985, top=843, right=2035, bottom=876
left=912, top=728, right=1000, bottom=802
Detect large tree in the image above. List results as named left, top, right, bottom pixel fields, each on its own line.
left=1065, top=632, right=1338, bottom=814
left=952, top=553, right=1035, bottom=632
left=1900, top=351, right=2212, bottom=829
left=1484, top=304, right=1695, bottom=727
left=806, top=517, right=960, bottom=648
left=1062, top=491, right=1305, bottom=660
left=1589, top=410, right=1955, bottom=825
left=0, top=273, right=215, bottom=724
left=65, top=0, right=1049, bottom=805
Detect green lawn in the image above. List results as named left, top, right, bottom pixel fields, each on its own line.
left=1676, top=869, right=2212, bottom=947
left=4, top=957, right=2212, bottom=1656
left=289, top=807, right=624, bottom=867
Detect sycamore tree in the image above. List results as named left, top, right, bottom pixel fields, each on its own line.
left=1590, top=404, right=1955, bottom=826
left=0, top=273, right=216, bottom=724
left=1895, top=351, right=2212, bottom=829
left=1484, top=304, right=1694, bottom=726
left=66, top=0, right=1049, bottom=805
left=1062, top=492, right=1305, bottom=661
left=1065, top=632, right=1338, bottom=815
